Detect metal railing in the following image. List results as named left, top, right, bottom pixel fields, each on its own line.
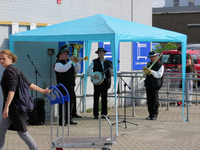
left=75, top=71, right=200, bottom=122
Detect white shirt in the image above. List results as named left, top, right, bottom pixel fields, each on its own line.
left=151, top=65, right=164, bottom=78
left=87, top=58, right=113, bottom=78
left=54, top=60, right=81, bottom=72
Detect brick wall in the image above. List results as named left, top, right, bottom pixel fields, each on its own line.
left=153, top=12, right=200, bottom=43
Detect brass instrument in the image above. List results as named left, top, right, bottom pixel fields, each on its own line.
left=69, top=43, right=83, bottom=57
left=132, top=53, right=163, bottom=89
left=69, top=43, right=88, bottom=62
left=69, top=43, right=86, bottom=78
left=69, top=52, right=88, bottom=62
left=143, top=67, right=151, bottom=75
left=79, top=56, right=88, bottom=62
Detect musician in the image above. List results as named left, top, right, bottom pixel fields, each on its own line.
left=53, top=43, right=81, bottom=125
left=143, top=51, right=164, bottom=120
left=87, top=47, right=112, bottom=119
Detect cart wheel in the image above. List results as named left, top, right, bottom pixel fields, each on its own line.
left=103, top=143, right=111, bottom=150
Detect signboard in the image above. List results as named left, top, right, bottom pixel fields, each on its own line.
left=59, top=41, right=84, bottom=73
left=99, top=42, right=120, bottom=71
left=132, top=42, right=151, bottom=70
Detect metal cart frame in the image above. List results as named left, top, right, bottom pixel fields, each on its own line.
left=46, top=84, right=117, bottom=150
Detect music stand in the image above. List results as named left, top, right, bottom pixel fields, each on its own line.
left=112, top=74, right=138, bottom=128
left=27, top=55, right=41, bottom=98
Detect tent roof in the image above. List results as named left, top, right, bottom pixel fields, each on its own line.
left=9, top=14, right=186, bottom=43
left=9, top=14, right=188, bottom=124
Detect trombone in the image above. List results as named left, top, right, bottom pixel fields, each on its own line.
left=132, top=53, right=163, bottom=89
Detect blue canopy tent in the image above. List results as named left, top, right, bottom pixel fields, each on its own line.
left=9, top=14, right=187, bottom=135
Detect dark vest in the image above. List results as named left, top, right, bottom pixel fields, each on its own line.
left=93, top=58, right=112, bottom=89
left=54, top=59, right=75, bottom=89
left=144, top=60, right=163, bottom=89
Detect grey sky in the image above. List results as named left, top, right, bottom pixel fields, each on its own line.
left=152, top=0, right=165, bottom=8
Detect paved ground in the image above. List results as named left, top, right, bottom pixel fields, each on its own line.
left=4, top=104, right=200, bottom=150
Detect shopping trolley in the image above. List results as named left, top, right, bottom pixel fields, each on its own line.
left=46, top=83, right=117, bottom=150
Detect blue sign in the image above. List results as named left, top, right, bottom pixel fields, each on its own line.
left=99, top=42, right=120, bottom=71
left=132, top=42, right=151, bottom=70
left=59, top=41, right=84, bottom=73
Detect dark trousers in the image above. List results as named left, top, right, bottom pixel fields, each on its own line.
left=146, top=88, right=159, bottom=118
left=59, top=86, right=75, bottom=123
left=72, top=93, right=77, bottom=117
left=93, top=79, right=108, bottom=117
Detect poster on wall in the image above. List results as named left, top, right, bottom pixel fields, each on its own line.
left=99, top=42, right=120, bottom=71
left=132, top=42, right=151, bottom=70
left=59, top=41, right=84, bottom=73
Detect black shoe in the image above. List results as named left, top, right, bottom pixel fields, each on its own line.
left=70, top=120, right=77, bottom=125
left=150, top=116, right=157, bottom=120
left=59, top=122, right=67, bottom=126
left=74, top=114, right=82, bottom=118
left=146, top=116, right=151, bottom=120
left=94, top=116, right=98, bottom=119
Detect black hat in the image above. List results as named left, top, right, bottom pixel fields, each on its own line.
left=95, top=47, right=107, bottom=54
left=56, top=43, right=70, bottom=57
left=147, top=51, right=158, bottom=57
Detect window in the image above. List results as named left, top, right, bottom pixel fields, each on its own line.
left=191, top=54, right=198, bottom=64
left=160, top=54, right=181, bottom=64
left=160, top=55, right=170, bottom=63
left=19, top=25, right=30, bottom=33
left=189, top=0, right=195, bottom=6
left=172, top=55, right=181, bottom=64
left=174, top=0, right=179, bottom=7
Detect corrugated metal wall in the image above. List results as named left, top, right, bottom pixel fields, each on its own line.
left=0, top=0, right=152, bottom=118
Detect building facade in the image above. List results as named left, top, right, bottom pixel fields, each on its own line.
left=0, top=0, right=152, bottom=118
left=165, top=0, right=200, bottom=7
left=153, top=3, right=200, bottom=43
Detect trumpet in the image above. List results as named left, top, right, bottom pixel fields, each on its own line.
left=69, top=52, right=88, bottom=62
left=68, top=43, right=88, bottom=62
left=79, top=56, right=88, bottom=62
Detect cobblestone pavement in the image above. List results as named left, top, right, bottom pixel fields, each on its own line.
left=4, top=104, right=200, bottom=150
